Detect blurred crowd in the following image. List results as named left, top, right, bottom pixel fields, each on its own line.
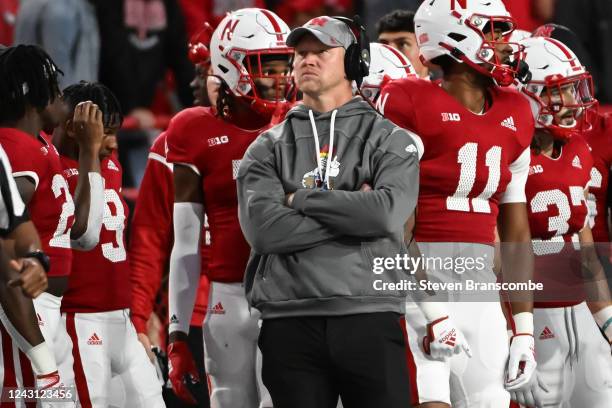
left=2, top=0, right=611, bottom=192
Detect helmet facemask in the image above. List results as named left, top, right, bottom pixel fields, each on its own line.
left=525, top=73, right=596, bottom=140
left=225, top=48, right=295, bottom=115
left=462, top=14, right=526, bottom=86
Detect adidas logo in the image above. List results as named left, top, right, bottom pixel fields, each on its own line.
left=210, top=302, right=226, bottom=315
left=501, top=116, right=517, bottom=131
left=441, top=328, right=456, bottom=347
left=572, top=155, right=582, bottom=169
left=37, top=313, right=44, bottom=326
left=539, top=326, right=555, bottom=340
left=107, top=160, right=120, bottom=171
left=87, top=333, right=103, bottom=345
left=169, top=314, right=179, bottom=325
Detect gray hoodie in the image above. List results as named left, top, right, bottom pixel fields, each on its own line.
left=237, top=97, right=421, bottom=319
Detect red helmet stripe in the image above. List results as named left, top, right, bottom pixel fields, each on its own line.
left=544, top=37, right=577, bottom=68
left=381, top=44, right=413, bottom=75
left=260, top=9, right=284, bottom=42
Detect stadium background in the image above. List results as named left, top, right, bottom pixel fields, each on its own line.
left=1, top=0, right=611, bottom=363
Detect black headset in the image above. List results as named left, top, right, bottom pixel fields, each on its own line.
left=332, top=15, right=371, bottom=87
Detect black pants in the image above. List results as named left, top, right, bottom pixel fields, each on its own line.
left=258, top=312, right=413, bottom=408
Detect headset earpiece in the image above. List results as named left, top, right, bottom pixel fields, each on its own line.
left=333, top=15, right=370, bottom=87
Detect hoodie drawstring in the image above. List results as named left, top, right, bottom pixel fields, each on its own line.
left=308, top=109, right=338, bottom=190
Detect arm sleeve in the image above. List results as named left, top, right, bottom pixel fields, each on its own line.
left=168, top=202, right=202, bottom=334
left=129, top=153, right=174, bottom=334
left=237, top=133, right=341, bottom=255
left=0, top=145, right=27, bottom=237
left=500, top=147, right=530, bottom=204
left=291, top=128, right=420, bottom=237
left=70, top=172, right=104, bottom=250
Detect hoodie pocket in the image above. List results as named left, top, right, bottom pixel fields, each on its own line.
left=260, top=255, right=274, bottom=280
left=361, top=242, right=376, bottom=271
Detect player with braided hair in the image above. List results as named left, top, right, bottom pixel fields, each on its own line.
left=165, top=8, right=293, bottom=407
left=52, top=81, right=165, bottom=408
left=0, top=44, right=104, bottom=405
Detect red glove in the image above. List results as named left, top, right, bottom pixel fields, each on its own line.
left=167, top=340, right=200, bottom=404
left=35, top=370, right=61, bottom=390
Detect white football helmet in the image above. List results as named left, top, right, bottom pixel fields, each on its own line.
left=518, top=36, right=596, bottom=140
left=210, top=8, right=293, bottom=114
left=509, top=29, right=532, bottom=43
left=414, top=0, right=525, bottom=86
left=360, top=43, right=416, bottom=103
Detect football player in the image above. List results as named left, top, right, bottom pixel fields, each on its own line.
left=379, top=1, right=537, bottom=407
left=0, top=44, right=107, bottom=404
left=533, top=23, right=612, bottom=280
left=130, top=25, right=216, bottom=407
left=517, top=35, right=612, bottom=407
left=165, top=8, right=293, bottom=408
left=53, top=81, right=165, bottom=407
left=0, top=140, right=61, bottom=393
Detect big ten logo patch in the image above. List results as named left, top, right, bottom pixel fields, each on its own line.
left=441, top=113, right=461, bottom=122
left=208, top=135, right=229, bottom=147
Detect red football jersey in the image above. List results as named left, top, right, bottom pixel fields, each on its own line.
left=60, top=155, right=132, bottom=313
left=526, top=137, right=593, bottom=307
left=130, top=132, right=210, bottom=334
left=583, top=112, right=612, bottom=243
left=0, top=129, right=73, bottom=277
left=527, top=137, right=592, bottom=243
left=380, top=78, right=534, bottom=243
left=166, top=107, right=264, bottom=282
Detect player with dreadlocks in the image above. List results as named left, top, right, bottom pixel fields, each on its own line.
left=0, top=44, right=65, bottom=398
left=52, top=81, right=165, bottom=407
left=165, top=8, right=293, bottom=407
left=0, top=44, right=106, bottom=402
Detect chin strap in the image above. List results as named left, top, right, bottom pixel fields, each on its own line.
left=439, top=42, right=529, bottom=87
left=510, top=59, right=532, bottom=85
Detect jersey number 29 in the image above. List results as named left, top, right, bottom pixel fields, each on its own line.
left=102, top=189, right=126, bottom=263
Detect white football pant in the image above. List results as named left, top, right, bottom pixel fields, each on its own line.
left=62, top=309, right=164, bottom=408
left=34, top=293, right=76, bottom=407
left=404, top=242, right=510, bottom=407
left=533, top=302, right=612, bottom=407
left=203, top=282, right=272, bottom=408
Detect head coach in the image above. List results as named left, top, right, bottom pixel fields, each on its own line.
left=236, top=15, right=421, bottom=408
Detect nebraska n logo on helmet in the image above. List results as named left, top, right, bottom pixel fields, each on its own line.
left=451, top=0, right=468, bottom=10
left=415, top=0, right=527, bottom=86
left=210, top=8, right=294, bottom=115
